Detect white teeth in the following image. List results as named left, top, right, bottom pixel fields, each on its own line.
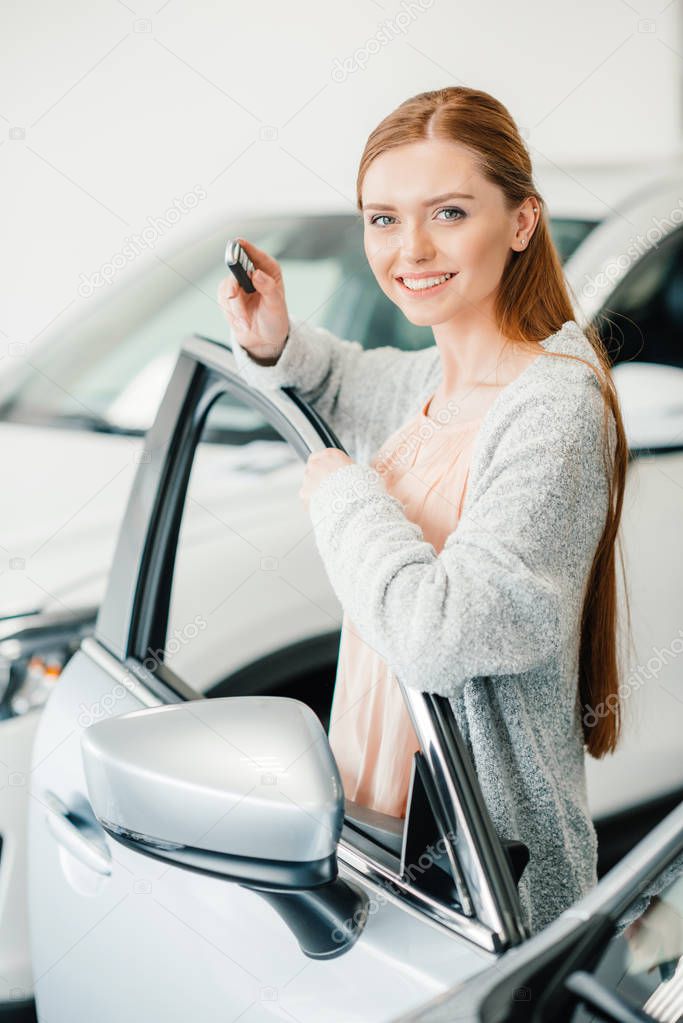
left=400, top=273, right=453, bottom=291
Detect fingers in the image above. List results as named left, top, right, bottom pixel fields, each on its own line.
left=217, top=284, right=246, bottom=331
left=250, top=267, right=279, bottom=302
left=217, top=273, right=244, bottom=302
left=217, top=276, right=246, bottom=310
left=235, top=237, right=282, bottom=279
left=217, top=235, right=285, bottom=335
left=217, top=275, right=236, bottom=304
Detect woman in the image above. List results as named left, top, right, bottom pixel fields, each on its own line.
left=218, top=85, right=630, bottom=938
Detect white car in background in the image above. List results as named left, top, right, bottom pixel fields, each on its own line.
left=2, top=162, right=683, bottom=1017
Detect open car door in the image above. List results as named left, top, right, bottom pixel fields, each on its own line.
left=27, top=332, right=528, bottom=1022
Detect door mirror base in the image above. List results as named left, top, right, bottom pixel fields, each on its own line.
left=102, top=821, right=368, bottom=958
left=247, top=878, right=369, bottom=959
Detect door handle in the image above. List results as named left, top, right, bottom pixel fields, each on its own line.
left=44, top=791, right=112, bottom=876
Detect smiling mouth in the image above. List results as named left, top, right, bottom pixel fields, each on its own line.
left=396, top=272, right=458, bottom=293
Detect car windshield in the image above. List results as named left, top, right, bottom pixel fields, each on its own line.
left=0, top=213, right=597, bottom=435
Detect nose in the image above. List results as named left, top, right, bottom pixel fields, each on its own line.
left=398, top=222, right=436, bottom=264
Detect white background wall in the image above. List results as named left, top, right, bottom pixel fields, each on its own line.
left=2, top=0, right=682, bottom=350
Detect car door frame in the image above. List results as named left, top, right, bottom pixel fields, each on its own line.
left=394, top=800, right=683, bottom=1022
left=88, top=330, right=528, bottom=955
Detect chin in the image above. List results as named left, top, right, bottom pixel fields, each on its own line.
left=401, top=310, right=436, bottom=327
left=399, top=303, right=452, bottom=327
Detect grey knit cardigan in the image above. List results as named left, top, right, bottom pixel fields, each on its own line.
left=229, top=315, right=617, bottom=937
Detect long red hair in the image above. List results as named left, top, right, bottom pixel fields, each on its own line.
left=355, top=86, right=631, bottom=758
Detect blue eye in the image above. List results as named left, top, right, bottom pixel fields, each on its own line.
left=368, top=207, right=466, bottom=227
left=437, top=207, right=465, bottom=221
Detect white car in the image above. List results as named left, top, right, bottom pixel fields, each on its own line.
left=2, top=167, right=683, bottom=1016
left=25, top=294, right=683, bottom=1023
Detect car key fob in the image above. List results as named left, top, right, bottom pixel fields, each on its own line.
left=224, top=239, right=256, bottom=294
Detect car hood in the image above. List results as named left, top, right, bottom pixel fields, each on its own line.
left=1, top=421, right=298, bottom=621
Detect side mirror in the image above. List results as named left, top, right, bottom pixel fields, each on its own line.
left=81, top=696, right=369, bottom=958
left=612, top=361, right=683, bottom=452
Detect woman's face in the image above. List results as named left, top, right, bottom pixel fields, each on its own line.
left=361, top=138, right=531, bottom=328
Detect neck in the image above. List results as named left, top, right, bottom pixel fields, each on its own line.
left=431, top=304, right=521, bottom=395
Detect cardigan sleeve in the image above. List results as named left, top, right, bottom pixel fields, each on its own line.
left=307, top=377, right=614, bottom=697
left=228, top=315, right=412, bottom=463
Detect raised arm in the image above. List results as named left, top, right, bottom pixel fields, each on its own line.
left=217, top=236, right=425, bottom=464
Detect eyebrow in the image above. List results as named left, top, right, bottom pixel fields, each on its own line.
left=362, top=190, right=476, bottom=212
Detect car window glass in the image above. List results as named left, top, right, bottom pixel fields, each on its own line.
left=550, top=217, right=599, bottom=263
left=1, top=214, right=589, bottom=432
left=3, top=230, right=347, bottom=430
left=162, top=388, right=322, bottom=695
left=600, top=225, right=683, bottom=368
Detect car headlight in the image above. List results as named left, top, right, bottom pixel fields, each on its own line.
left=0, top=608, right=97, bottom=718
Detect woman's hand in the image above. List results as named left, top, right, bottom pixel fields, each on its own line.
left=217, top=237, right=290, bottom=364
left=299, top=449, right=355, bottom=512
left=624, top=895, right=683, bottom=974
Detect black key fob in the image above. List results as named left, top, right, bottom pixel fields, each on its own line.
left=224, top=239, right=256, bottom=294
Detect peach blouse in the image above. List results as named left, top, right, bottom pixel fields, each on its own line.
left=327, top=390, right=486, bottom=819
